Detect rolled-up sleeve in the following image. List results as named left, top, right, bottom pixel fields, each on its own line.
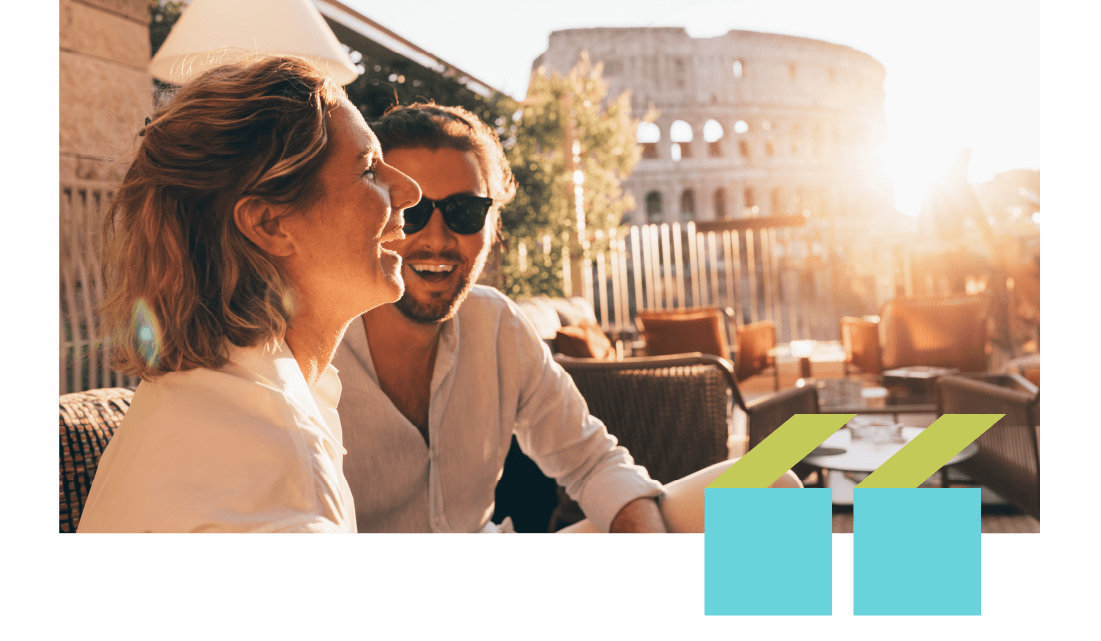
left=505, top=305, right=663, bottom=533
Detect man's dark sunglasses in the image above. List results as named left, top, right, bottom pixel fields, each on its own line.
left=403, top=194, right=494, bottom=235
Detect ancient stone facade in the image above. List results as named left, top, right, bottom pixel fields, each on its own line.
left=533, top=28, right=896, bottom=227
left=60, top=0, right=152, bottom=186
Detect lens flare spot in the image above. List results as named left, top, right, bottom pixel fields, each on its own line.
left=282, top=290, right=296, bottom=317
left=132, top=299, right=162, bottom=368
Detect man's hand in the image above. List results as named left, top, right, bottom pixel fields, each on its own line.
left=609, top=497, right=668, bottom=533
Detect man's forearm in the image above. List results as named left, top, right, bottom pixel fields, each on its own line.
left=609, top=496, right=668, bottom=533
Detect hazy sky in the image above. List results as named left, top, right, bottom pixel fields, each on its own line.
left=346, top=0, right=1040, bottom=215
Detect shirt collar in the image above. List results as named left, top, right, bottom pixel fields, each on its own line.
left=225, top=338, right=340, bottom=416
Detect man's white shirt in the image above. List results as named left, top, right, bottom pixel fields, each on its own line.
left=333, top=286, right=663, bottom=533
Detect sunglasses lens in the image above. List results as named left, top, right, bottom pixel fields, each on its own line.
left=403, top=198, right=434, bottom=234
left=442, top=196, right=492, bottom=235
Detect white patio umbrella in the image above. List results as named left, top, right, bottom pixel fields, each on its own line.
left=149, top=0, right=359, bottom=86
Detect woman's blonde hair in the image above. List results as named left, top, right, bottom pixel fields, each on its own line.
left=101, top=55, right=345, bottom=379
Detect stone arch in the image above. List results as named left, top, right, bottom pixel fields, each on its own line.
left=703, top=119, right=724, bottom=157
left=670, top=119, right=694, bottom=160
left=637, top=121, right=661, bottom=159
left=771, top=186, right=786, bottom=215
left=646, top=191, right=664, bottom=224
left=714, top=187, right=727, bottom=220
left=680, top=189, right=697, bottom=221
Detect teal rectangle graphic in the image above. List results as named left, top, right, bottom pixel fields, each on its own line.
left=705, top=488, right=832, bottom=615
left=854, top=488, right=981, bottom=616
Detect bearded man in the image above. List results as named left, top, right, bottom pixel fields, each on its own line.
left=333, top=103, right=798, bottom=533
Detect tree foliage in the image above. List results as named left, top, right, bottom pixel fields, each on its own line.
left=499, top=53, right=641, bottom=299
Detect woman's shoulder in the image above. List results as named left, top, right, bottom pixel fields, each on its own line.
left=123, top=365, right=323, bottom=466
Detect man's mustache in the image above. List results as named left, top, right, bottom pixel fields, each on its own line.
left=403, top=250, right=464, bottom=264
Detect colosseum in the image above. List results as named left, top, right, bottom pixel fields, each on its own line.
left=532, top=27, right=897, bottom=228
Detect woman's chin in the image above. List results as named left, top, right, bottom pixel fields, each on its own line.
left=378, top=252, right=405, bottom=302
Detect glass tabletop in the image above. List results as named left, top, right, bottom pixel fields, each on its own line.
left=800, top=377, right=938, bottom=415
left=802, top=426, right=978, bottom=474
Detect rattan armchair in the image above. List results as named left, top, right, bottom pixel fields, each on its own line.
left=935, top=373, right=1040, bottom=520
left=744, top=384, right=823, bottom=486
left=635, top=307, right=779, bottom=390
left=549, top=353, right=743, bottom=530
left=841, top=294, right=991, bottom=376
left=59, top=387, right=133, bottom=532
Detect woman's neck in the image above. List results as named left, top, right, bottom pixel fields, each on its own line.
left=284, top=307, right=351, bottom=388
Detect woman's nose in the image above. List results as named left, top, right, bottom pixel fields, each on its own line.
left=389, top=166, right=421, bottom=212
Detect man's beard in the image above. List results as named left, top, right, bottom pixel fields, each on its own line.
left=393, top=249, right=486, bottom=324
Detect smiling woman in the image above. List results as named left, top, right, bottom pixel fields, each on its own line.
left=77, top=55, right=420, bottom=533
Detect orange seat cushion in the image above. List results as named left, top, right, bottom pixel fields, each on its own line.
left=636, top=308, right=729, bottom=359
left=555, top=320, right=615, bottom=360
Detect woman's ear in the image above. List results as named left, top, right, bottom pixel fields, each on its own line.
left=233, top=197, right=295, bottom=257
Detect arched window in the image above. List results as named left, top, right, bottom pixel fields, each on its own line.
left=703, top=119, right=724, bottom=157
left=637, top=121, right=661, bottom=159
left=714, top=188, right=727, bottom=220
left=680, top=189, right=696, bottom=221
left=771, top=187, right=785, bottom=215
left=646, top=191, right=664, bottom=224
left=744, top=187, right=756, bottom=215
left=812, top=124, right=823, bottom=158
left=739, top=140, right=750, bottom=158
left=732, top=59, right=744, bottom=79
left=790, top=124, right=801, bottom=156
left=670, top=120, right=693, bottom=160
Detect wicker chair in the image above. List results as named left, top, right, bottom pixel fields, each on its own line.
left=636, top=307, right=778, bottom=390
left=935, top=373, right=1040, bottom=520
left=734, top=320, right=780, bottom=390
left=841, top=294, right=991, bottom=376
left=59, top=387, right=134, bottom=532
left=549, top=353, right=744, bottom=530
left=744, top=384, right=823, bottom=486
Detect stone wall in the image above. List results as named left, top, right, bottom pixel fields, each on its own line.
left=59, top=0, right=150, bottom=394
left=60, top=0, right=151, bottom=186
left=532, top=28, right=896, bottom=229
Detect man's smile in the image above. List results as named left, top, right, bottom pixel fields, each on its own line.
left=408, top=262, right=458, bottom=283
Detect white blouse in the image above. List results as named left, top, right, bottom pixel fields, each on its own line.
left=78, top=340, right=356, bottom=533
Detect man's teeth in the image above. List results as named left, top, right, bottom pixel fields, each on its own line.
left=411, top=265, right=454, bottom=273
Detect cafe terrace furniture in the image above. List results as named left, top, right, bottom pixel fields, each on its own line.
left=551, top=352, right=818, bottom=529
left=635, top=306, right=780, bottom=391
left=801, top=425, right=979, bottom=504
left=841, top=294, right=992, bottom=376
left=59, top=387, right=133, bottom=532
left=936, top=373, right=1040, bottom=520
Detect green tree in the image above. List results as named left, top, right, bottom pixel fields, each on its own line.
left=499, top=53, right=641, bottom=300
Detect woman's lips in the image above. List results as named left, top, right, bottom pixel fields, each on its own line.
left=380, top=221, right=405, bottom=243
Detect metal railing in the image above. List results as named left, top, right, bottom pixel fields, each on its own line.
left=572, top=218, right=880, bottom=343
left=60, top=180, right=138, bottom=395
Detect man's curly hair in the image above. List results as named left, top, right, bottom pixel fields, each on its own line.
left=369, top=103, right=518, bottom=222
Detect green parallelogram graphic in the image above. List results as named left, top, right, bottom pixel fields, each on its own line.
left=856, top=414, right=1003, bottom=489
left=709, top=414, right=854, bottom=488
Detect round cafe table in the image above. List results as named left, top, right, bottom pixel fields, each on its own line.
left=803, top=426, right=978, bottom=476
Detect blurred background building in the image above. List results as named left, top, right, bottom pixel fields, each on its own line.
left=533, top=27, right=898, bottom=230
